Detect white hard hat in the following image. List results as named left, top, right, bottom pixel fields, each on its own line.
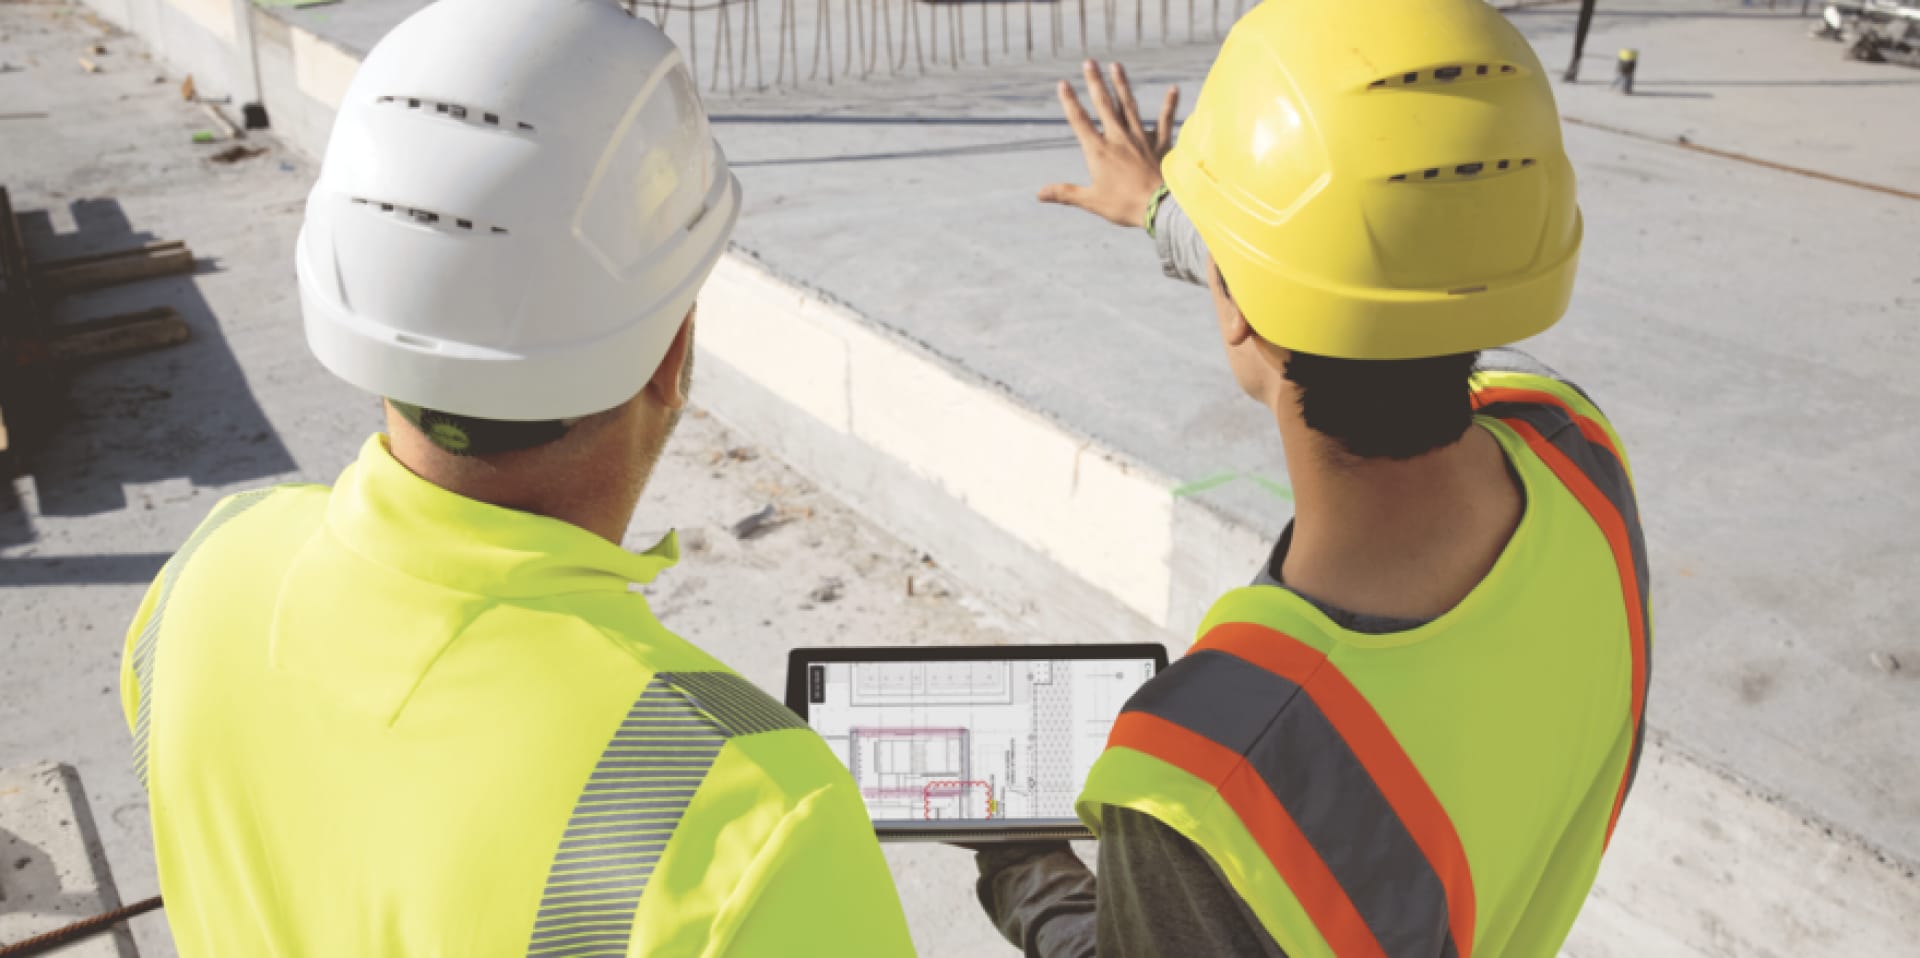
left=295, top=0, right=741, bottom=421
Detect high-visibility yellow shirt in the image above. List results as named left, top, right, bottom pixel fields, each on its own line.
left=121, top=434, right=914, bottom=957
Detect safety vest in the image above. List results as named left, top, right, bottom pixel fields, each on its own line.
left=121, top=435, right=914, bottom=957
left=1077, top=371, right=1648, bottom=958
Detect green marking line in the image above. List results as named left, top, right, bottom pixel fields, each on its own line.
left=1171, top=472, right=1293, bottom=503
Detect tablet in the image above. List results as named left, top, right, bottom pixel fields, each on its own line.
left=786, top=644, right=1167, bottom=842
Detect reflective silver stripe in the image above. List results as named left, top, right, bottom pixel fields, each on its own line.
left=526, top=671, right=798, bottom=956
left=130, top=489, right=274, bottom=788
left=526, top=677, right=724, bottom=957
left=659, top=671, right=806, bottom=736
left=1124, top=650, right=1461, bottom=957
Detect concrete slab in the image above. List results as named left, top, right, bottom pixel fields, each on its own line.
left=0, top=762, right=137, bottom=958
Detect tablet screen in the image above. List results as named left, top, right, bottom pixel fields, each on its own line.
left=788, top=645, right=1164, bottom=836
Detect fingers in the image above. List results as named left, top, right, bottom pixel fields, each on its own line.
left=1037, top=182, right=1086, bottom=207
left=1110, top=62, right=1146, bottom=141
left=1156, top=86, right=1180, bottom=154
left=1082, top=59, right=1122, bottom=140
left=1056, top=79, right=1098, bottom=151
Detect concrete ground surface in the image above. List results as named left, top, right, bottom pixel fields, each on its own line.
left=4, top=0, right=1919, bottom=955
left=0, top=762, right=136, bottom=957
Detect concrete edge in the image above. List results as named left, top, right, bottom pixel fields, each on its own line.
left=72, top=1, right=1920, bottom=951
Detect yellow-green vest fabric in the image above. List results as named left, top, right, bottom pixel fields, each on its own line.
left=121, top=435, right=914, bottom=957
left=1077, top=372, right=1648, bottom=958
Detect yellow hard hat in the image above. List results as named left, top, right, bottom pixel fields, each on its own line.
left=1164, top=0, right=1582, bottom=359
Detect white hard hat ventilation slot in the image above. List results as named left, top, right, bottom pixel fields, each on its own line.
left=350, top=197, right=510, bottom=234
left=375, top=95, right=536, bottom=133
left=1368, top=63, right=1519, bottom=89
left=1387, top=157, right=1533, bottom=183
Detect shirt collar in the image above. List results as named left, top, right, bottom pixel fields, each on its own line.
left=325, top=435, right=677, bottom=598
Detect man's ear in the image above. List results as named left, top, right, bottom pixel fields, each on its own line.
left=646, top=311, right=695, bottom=410
left=1223, top=303, right=1256, bottom=348
left=1208, top=261, right=1256, bottom=347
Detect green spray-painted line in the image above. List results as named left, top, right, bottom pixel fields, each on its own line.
left=1171, top=472, right=1293, bottom=503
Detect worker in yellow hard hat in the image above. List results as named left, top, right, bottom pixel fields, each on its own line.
left=971, top=1, right=1649, bottom=955
left=118, top=1, right=912, bottom=954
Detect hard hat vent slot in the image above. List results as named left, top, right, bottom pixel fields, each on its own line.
left=1386, top=158, right=1535, bottom=183
left=350, top=197, right=509, bottom=235
left=1368, top=63, right=1522, bottom=89
left=376, top=95, right=536, bottom=133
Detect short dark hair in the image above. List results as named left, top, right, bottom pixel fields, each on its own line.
left=1283, top=350, right=1480, bottom=461
left=1215, top=264, right=1478, bottom=461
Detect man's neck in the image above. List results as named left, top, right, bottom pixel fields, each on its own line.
left=383, top=412, right=643, bottom=545
left=1276, top=422, right=1523, bottom=622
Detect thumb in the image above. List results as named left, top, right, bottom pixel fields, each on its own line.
left=1037, top=182, right=1086, bottom=206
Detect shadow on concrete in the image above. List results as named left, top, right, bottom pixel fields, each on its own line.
left=0, top=197, right=295, bottom=549
left=0, top=825, right=108, bottom=919
left=0, top=553, right=172, bottom=588
left=1630, top=89, right=1718, bottom=98
left=732, top=134, right=1073, bottom=167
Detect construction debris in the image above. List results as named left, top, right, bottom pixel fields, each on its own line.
left=730, top=504, right=791, bottom=540
left=808, top=577, right=845, bottom=603
left=75, top=55, right=97, bottom=73
left=0, top=187, right=197, bottom=455
left=42, top=307, right=191, bottom=364
left=202, top=102, right=242, bottom=140
left=209, top=144, right=266, bottom=164
left=36, top=240, right=194, bottom=295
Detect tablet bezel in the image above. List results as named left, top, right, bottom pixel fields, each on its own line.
left=785, top=643, right=1169, bottom=842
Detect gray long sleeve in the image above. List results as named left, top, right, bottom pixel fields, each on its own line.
left=1151, top=192, right=1212, bottom=288
left=974, top=807, right=1287, bottom=957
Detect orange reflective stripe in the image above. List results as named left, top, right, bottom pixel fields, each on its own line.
left=1504, top=418, right=1649, bottom=844
left=1108, top=711, right=1386, bottom=958
left=1473, top=386, right=1619, bottom=458
left=1195, top=623, right=1479, bottom=956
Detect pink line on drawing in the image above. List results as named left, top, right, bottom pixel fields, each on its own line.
left=850, top=727, right=968, bottom=737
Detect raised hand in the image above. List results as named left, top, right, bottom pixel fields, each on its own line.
left=1039, top=60, right=1180, bottom=229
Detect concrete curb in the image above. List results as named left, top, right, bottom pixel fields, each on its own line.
left=0, top=762, right=138, bottom=958
left=70, top=1, right=1920, bottom=952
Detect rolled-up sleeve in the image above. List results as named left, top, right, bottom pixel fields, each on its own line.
left=1151, top=193, right=1211, bottom=287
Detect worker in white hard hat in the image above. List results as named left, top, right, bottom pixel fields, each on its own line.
left=117, top=0, right=914, bottom=953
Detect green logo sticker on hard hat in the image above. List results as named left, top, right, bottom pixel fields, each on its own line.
left=429, top=420, right=472, bottom=452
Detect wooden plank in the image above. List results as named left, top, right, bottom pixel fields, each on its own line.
left=45, top=307, right=191, bottom=363
left=203, top=102, right=243, bottom=140
left=0, top=404, right=10, bottom=454
left=33, top=240, right=186, bottom=272
left=39, top=244, right=195, bottom=294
